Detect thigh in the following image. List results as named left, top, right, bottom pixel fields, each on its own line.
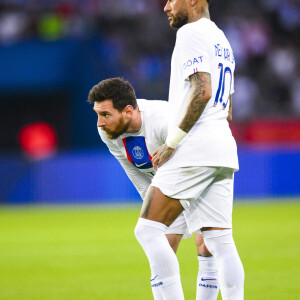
left=166, top=234, right=183, bottom=254
left=194, top=233, right=212, bottom=256
left=167, top=212, right=192, bottom=239
left=140, top=186, right=184, bottom=226
left=151, top=166, right=217, bottom=202
left=184, top=168, right=234, bottom=232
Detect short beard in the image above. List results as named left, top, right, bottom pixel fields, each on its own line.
left=103, top=118, right=130, bottom=140
left=170, top=9, right=188, bottom=29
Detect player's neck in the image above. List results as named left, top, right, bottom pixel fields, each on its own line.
left=188, top=8, right=210, bottom=23
left=126, top=109, right=142, bottom=133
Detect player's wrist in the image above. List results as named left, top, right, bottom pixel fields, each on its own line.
left=166, top=126, right=187, bottom=149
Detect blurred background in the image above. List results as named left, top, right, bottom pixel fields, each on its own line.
left=0, top=0, right=300, bottom=204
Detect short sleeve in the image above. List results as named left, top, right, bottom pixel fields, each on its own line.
left=176, top=25, right=211, bottom=80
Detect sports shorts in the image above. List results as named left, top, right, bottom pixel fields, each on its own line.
left=151, top=166, right=234, bottom=234
left=165, top=212, right=191, bottom=239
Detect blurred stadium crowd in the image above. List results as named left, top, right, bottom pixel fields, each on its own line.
left=1, top=1, right=300, bottom=203
left=1, top=0, right=299, bottom=121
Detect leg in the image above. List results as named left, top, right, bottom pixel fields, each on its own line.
left=182, top=168, right=244, bottom=299
left=195, top=233, right=211, bottom=256
left=150, top=233, right=182, bottom=299
left=202, top=228, right=244, bottom=300
left=135, top=186, right=185, bottom=300
left=140, top=185, right=184, bottom=225
left=195, top=233, right=219, bottom=300
left=166, top=233, right=183, bottom=253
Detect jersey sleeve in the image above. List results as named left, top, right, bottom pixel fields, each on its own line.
left=98, top=129, right=152, bottom=200
left=176, top=25, right=211, bottom=80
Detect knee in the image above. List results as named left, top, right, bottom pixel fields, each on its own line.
left=134, top=218, right=163, bottom=245
left=202, top=229, right=235, bottom=256
left=195, top=233, right=212, bottom=256
left=134, top=220, right=145, bottom=243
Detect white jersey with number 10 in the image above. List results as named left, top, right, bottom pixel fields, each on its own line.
left=166, top=18, right=239, bottom=171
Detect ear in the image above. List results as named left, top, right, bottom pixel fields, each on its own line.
left=190, top=0, right=197, bottom=6
left=122, top=105, right=134, bottom=117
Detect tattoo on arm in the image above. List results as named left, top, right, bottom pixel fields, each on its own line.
left=229, top=94, right=233, bottom=109
left=178, top=72, right=212, bottom=133
left=227, top=94, right=233, bottom=122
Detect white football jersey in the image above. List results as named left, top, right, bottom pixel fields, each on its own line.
left=167, top=18, right=239, bottom=170
left=98, top=99, right=168, bottom=199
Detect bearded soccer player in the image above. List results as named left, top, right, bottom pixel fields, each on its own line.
left=88, top=77, right=221, bottom=300
left=134, top=0, right=245, bottom=299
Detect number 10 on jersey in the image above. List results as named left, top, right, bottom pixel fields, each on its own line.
left=213, top=63, right=232, bottom=110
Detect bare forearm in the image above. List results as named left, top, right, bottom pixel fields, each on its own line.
left=178, top=72, right=212, bottom=133
left=152, top=72, right=211, bottom=169
left=227, top=94, right=233, bottom=123
left=179, top=96, right=209, bottom=132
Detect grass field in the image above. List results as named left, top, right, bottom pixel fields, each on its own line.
left=0, top=201, right=299, bottom=300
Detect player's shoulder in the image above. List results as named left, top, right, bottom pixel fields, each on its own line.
left=176, top=19, right=215, bottom=46
left=137, top=99, right=168, bottom=136
left=177, top=18, right=214, bottom=36
left=137, top=99, right=168, bottom=114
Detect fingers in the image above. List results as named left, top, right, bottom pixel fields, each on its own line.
left=152, top=148, right=160, bottom=171
left=152, top=157, right=158, bottom=171
left=152, top=149, right=158, bottom=157
left=151, top=145, right=174, bottom=171
left=152, top=153, right=164, bottom=171
left=152, top=154, right=165, bottom=171
left=151, top=152, right=158, bottom=171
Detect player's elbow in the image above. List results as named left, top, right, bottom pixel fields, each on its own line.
left=204, top=95, right=212, bottom=103
left=204, top=88, right=212, bottom=102
left=227, top=114, right=232, bottom=123
left=197, top=87, right=212, bottom=103
left=199, top=91, right=211, bottom=104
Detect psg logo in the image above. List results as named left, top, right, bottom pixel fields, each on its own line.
left=132, top=146, right=144, bottom=159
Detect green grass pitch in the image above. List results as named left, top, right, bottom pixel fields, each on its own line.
left=0, top=201, right=299, bottom=299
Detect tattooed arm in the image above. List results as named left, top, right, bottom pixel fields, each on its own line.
left=227, top=94, right=233, bottom=123
left=151, top=72, right=212, bottom=170
left=178, top=72, right=212, bottom=132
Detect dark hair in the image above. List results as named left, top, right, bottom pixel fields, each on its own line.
left=207, top=0, right=211, bottom=5
left=87, top=77, right=137, bottom=111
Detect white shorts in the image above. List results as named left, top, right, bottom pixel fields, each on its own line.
left=166, top=212, right=191, bottom=239
left=151, top=166, right=234, bottom=234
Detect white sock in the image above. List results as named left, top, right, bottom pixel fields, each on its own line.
left=151, top=284, right=164, bottom=300
left=202, top=229, right=244, bottom=300
left=196, top=255, right=219, bottom=300
left=134, top=218, right=184, bottom=300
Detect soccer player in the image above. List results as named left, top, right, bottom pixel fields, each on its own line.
left=88, top=77, right=220, bottom=300
left=134, top=1, right=245, bottom=300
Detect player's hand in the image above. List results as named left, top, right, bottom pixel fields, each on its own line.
left=227, top=110, right=232, bottom=123
left=151, top=144, right=175, bottom=171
